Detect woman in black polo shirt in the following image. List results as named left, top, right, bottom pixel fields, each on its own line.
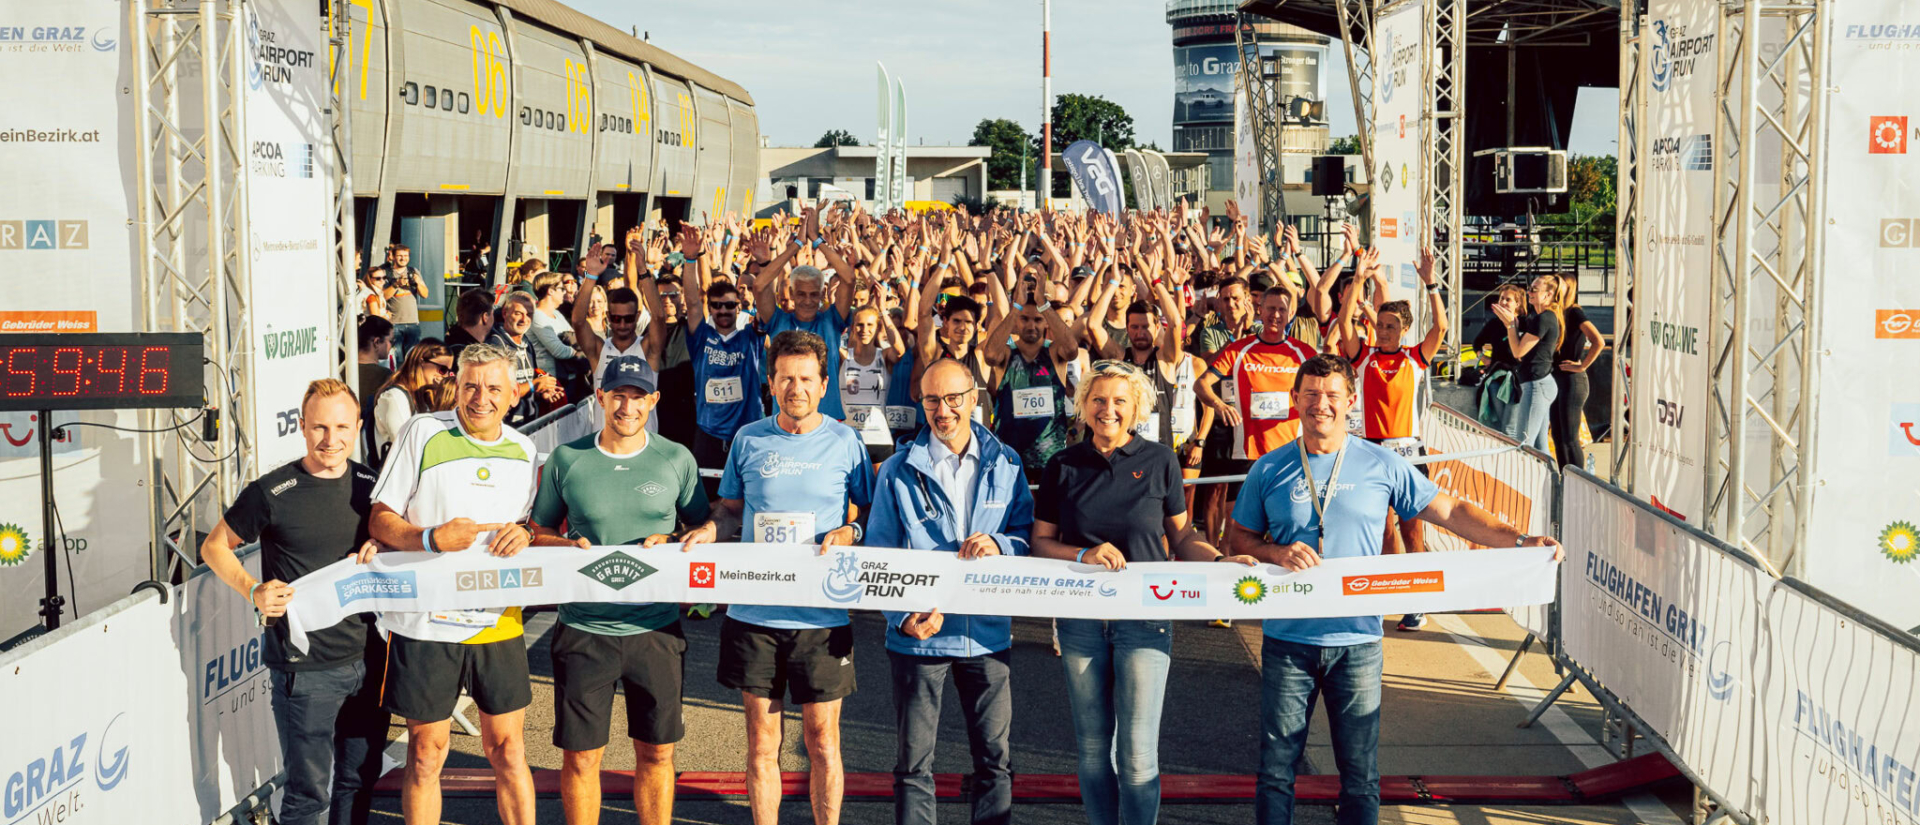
left=1032, top=360, right=1256, bottom=825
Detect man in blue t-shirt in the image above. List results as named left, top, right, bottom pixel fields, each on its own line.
left=1228, top=354, right=1562, bottom=825
left=756, top=263, right=852, bottom=419
left=712, top=329, right=875, bottom=825
left=685, top=280, right=766, bottom=494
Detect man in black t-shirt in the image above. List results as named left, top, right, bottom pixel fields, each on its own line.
left=199, top=379, right=388, bottom=825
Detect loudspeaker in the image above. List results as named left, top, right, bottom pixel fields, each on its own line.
left=1311, top=156, right=1346, bottom=197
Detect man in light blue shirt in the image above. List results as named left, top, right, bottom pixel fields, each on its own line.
left=1228, top=354, right=1561, bottom=825
left=867, top=358, right=1034, bottom=825
left=758, top=263, right=853, bottom=419
left=712, top=329, right=874, bottom=825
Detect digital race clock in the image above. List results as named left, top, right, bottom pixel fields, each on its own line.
left=0, top=333, right=205, bottom=411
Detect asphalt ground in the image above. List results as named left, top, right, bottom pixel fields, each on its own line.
left=366, top=605, right=1690, bottom=824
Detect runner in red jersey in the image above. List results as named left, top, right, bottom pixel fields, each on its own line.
left=1193, top=286, right=1318, bottom=543
left=1332, top=247, right=1449, bottom=630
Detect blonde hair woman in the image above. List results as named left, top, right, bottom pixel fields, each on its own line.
left=1029, top=360, right=1256, bottom=825
left=1549, top=273, right=1605, bottom=468
left=1493, top=275, right=1565, bottom=450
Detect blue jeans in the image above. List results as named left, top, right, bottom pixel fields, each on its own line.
left=1503, top=375, right=1557, bottom=452
left=270, top=658, right=390, bottom=825
left=1256, top=636, right=1383, bottom=825
left=390, top=322, right=421, bottom=360
left=1057, top=618, right=1172, bottom=825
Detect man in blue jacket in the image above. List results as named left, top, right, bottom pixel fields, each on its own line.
left=866, top=358, right=1034, bottom=825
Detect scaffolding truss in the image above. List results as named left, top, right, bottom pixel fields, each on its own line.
left=1702, top=0, right=1819, bottom=572
left=1235, top=14, right=1287, bottom=231
left=132, top=0, right=250, bottom=579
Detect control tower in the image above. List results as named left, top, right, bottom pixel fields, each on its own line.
left=1167, top=0, right=1330, bottom=203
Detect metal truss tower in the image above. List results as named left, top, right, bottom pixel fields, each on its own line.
left=131, top=0, right=252, bottom=580
left=1422, top=0, right=1466, bottom=352
left=1611, top=2, right=1642, bottom=488
left=1702, top=0, right=1820, bottom=572
left=1235, top=14, right=1286, bottom=232
left=1331, top=0, right=1376, bottom=174
left=328, top=0, right=358, bottom=388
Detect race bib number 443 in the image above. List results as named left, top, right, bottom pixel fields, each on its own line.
left=755, top=512, right=816, bottom=544
left=1250, top=391, right=1290, bottom=420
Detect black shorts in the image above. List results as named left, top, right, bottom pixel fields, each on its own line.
left=1365, top=436, right=1431, bottom=478
left=382, top=635, right=531, bottom=722
left=715, top=617, right=856, bottom=705
left=550, top=621, right=687, bottom=750
left=1200, top=452, right=1254, bottom=500
left=691, top=429, right=732, bottom=497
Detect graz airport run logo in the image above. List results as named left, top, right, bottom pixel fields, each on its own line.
left=821, top=550, right=938, bottom=605
left=1649, top=20, right=1712, bottom=94
left=1880, top=521, right=1918, bottom=564
left=246, top=12, right=316, bottom=91
left=577, top=551, right=656, bottom=591
left=2, top=712, right=132, bottom=824
left=0, top=522, right=30, bottom=566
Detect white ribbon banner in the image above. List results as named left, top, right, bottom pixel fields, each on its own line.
left=284, top=544, right=1558, bottom=652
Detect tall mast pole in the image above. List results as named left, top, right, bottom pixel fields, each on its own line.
left=1040, top=0, right=1052, bottom=210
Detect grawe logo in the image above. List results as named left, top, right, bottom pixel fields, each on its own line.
left=1646, top=311, right=1700, bottom=354
left=1876, top=310, right=1920, bottom=339
left=577, top=551, right=654, bottom=591
left=262, top=325, right=319, bottom=360
left=1870, top=116, right=1907, bottom=154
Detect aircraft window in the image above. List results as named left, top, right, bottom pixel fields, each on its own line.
left=558, top=113, right=566, bottom=131
left=458, top=92, right=470, bottom=114
left=423, top=85, right=437, bottom=107
left=441, top=89, right=453, bottom=111
left=402, top=82, right=418, bottom=106
left=521, top=106, right=531, bottom=125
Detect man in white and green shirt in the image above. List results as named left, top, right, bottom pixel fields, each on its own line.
left=530, top=355, right=715, bottom=825
left=367, top=342, right=559, bottom=825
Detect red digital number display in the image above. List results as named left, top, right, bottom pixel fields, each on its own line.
left=0, top=335, right=203, bottom=411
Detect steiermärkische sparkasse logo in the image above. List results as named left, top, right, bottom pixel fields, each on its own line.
left=0, top=522, right=30, bottom=566
left=579, top=550, right=658, bottom=591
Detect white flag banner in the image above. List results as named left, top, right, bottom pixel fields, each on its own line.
left=284, top=543, right=1557, bottom=652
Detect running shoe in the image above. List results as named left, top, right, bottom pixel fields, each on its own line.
left=1397, top=613, right=1427, bottom=631
left=1209, top=619, right=1233, bottom=628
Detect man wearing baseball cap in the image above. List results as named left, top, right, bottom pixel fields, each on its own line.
left=529, top=355, right=716, bottom=825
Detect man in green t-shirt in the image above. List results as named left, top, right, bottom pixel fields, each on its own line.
left=530, top=355, right=716, bottom=825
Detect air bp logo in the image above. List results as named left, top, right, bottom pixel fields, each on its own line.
left=476, top=466, right=491, bottom=481
left=0, top=523, right=30, bottom=566
left=1233, top=576, right=1267, bottom=605
left=1880, top=521, right=1918, bottom=564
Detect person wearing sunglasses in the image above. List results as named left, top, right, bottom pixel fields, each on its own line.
left=680, top=273, right=765, bottom=497
left=572, top=235, right=657, bottom=414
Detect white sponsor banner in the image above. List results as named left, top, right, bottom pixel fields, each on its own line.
left=1370, top=0, right=1425, bottom=331
left=0, top=0, right=137, bottom=334
left=1, top=551, right=277, bottom=825
left=873, top=63, right=891, bottom=212
left=1759, top=581, right=1920, bottom=825
left=1421, top=404, right=1555, bottom=636
left=1561, top=470, right=1765, bottom=813
left=0, top=0, right=155, bottom=639
left=1799, top=0, right=1920, bottom=631
left=284, top=543, right=1559, bottom=653
left=243, top=0, right=338, bottom=472
left=1630, top=0, right=1717, bottom=523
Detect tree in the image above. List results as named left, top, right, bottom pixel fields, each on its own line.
left=1567, top=154, right=1617, bottom=222
left=1035, top=93, right=1136, bottom=195
left=1327, top=135, right=1362, bottom=155
left=814, top=129, right=861, bottom=148
left=969, top=118, right=1034, bottom=191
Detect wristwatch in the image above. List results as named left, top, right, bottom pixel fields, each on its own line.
left=1514, top=534, right=1533, bottom=547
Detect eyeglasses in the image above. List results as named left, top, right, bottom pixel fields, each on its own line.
left=609, top=312, right=640, bottom=324
left=426, top=360, right=454, bottom=374
left=709, top=301, right=740, bottom=310
left=918, top=387, right=977, bottom=410
left=660, top=291, right=683, bottom=301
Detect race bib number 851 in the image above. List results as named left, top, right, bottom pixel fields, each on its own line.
left=754, top=512, right=816, bottom=544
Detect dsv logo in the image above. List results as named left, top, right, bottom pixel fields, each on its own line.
left=275, top=407, right=299, bottom=437
left=1655, top=399, right=1685, bottom=427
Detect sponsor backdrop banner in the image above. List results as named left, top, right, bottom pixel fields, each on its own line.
left=1801, top=0, right=1920, bottom=631
left=0, top=0, right=153, bottom=639
left=873, top=63, right=891, bottom=212
left=1630, top=0, right=1717, bottom=523
left=1370, top=0, right=1426, bottom=335
left=1421, top=403, right=1555, bottom=637
left=1233, top=87, right=1262, bottom=230
left=1123, top=149, right=1153, bottom=210
left=1, top=551, right=277, bottom=825
left=243, top=0, right=338, bottom=472
left=1561, top=469, right=1764, bottom=813
left=1144, top=151, right=1173, bottom=211
left=284, top=544, right=1559, bottom=653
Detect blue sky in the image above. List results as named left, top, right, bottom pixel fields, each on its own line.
left=568, top=0, right=1619, bottom=156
